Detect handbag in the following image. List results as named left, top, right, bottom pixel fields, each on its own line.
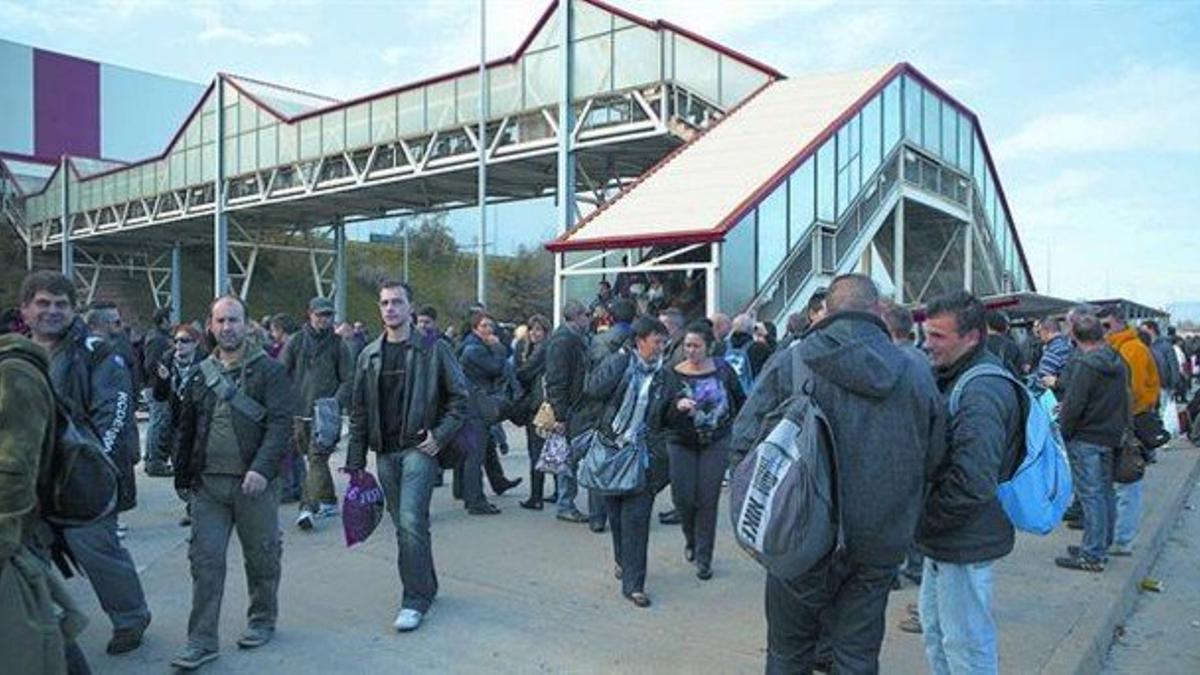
left=312, top=397, right=342, bottom=451
left=575, top=431, right=646, bottom=496
left=1132, top=410, right=1170, bottom=450
left=532, top=381, right=557, bottom=438
left=1114, top=434, right=1146, bottom=484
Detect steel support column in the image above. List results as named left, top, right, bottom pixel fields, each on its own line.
left=707, top=242, right=720, bottom=316
left=213, top=76, right=229, bottom=297
left=60, top=157, right=73, bottom=279
left=963, top=220, right=974, bottom=292
left=892, top=198, right=905, bottom=303
left=476, top=0, right=488, bottom=305
left=170, top=242, right=182, bottom=323
left=553, top=0, right=574, bottom=324
left=334, top=220, right=348, bottom=323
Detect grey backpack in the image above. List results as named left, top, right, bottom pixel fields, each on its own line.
left=729, top=347, right=841, bottom=580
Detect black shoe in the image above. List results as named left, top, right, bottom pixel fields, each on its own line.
left=467, top=503, right=501, bottom=515
left=144, top=463, right=173, bottom=477
left=1066, top=519, right=1084, bottom=531
left=1055, top=555, right=1104, bottom=572
left=588, top=521, right=607, bottom=533
left=557, top=509, right=587, bottom=523
left=519, top=498, right=544, bottom=510
left=106, top=623, right=148, bottom=655
left=236, top=626, right=274, bottom=649
left=494, top=477, right=523, bottom=497
left=658, top=509, right=681, bottom=525
left=696, top=564, right=712, bottom=580
left=626, top=591, right=651, bottom=608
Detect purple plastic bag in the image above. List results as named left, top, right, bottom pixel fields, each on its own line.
left=342, top=470, right=384, bottom=547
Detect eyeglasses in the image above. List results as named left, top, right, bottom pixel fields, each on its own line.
left=315, top=311, right=334, bottom=317
left=174, top=337, right=195, bottom=344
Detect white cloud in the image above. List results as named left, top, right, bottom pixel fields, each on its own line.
left=998, top=64, right=1200, bottom=160
left=193, top=6, right=310, bottom=48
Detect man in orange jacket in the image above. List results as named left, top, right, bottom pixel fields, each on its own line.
left=1098, top=306, right=1160, bottom=556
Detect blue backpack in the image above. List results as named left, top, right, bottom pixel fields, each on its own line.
left=949, top=363, right=1073, bottom=535
left=723, top=340, right=755, bottom=395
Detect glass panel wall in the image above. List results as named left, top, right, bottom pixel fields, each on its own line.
left=789, top=159, right=814, bottom=248
left=720, top=211, right=756, bottom=311
left=757, top=182, right=788, bottom=288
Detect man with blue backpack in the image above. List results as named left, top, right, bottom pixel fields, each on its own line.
left=917, top=291, right=1026, bottom=675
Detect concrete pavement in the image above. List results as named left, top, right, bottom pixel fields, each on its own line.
left=67, top=427, right=1200, bottom=673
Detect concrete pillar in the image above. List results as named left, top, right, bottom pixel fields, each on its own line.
left=476, top=0, right=488, bottom=306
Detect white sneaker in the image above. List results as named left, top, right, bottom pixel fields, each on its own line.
left=296, top=510, right=315, bottom=531
left=393, top=608, right=423, bottom=632
left=317, top=503, right=339, bottom=518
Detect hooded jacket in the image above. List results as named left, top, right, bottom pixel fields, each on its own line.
left=731, top=312, right=946, bottom=567
left=1150, top=335, right=1180, bottom=392
left=1107, top=326, right=1159, bottom=414
left=1058, top=345, right=1129, bottom=448
left=916, top=346, right=1022, bottom=564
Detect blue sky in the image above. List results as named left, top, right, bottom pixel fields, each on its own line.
left=2, top=0, right=1197, bottom=309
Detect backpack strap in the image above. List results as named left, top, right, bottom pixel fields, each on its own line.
left=947, top=361, right=1028, bottom=480
left=198, top=358, right=267, bottom=424
left=788, top=345, right=846, bottom=551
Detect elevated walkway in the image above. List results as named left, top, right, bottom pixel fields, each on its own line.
left=548, top=62, right=1036, bottom=321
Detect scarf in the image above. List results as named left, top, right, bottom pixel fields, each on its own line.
left=611, top=351, right=662, bottom=446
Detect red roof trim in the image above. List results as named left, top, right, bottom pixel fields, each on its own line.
left=225, top=72, right=340, bottom=105
left=551, top=228, right=724, bottom=252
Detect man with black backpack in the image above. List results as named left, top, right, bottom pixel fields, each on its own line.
left=731, top=274, right=944, bottom=673
left=172, top=295, right=295, bottom=669
left=0, top=330, right=91, bottom=674
left=19, top=271, right=151, bottom=657
left=917, top=291, right=1023, bottom=675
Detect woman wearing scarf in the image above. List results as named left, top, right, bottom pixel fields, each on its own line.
left=660, top=321, right=746, bottom=580
left=584, top=316, right=670, bottom=608
left=152, top=323, right=206, bottom=525
left=515, top=314, right=554, bottom=510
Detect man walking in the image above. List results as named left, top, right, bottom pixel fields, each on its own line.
left=0, top=329, right=91, bottom=673
left=731, top=274, right=944, bottom=673
left=281, top=297, right=354, bottom=531
left=1055, top=310, right=1129, bottom=572
left=171, top=295, right=294, bottom=669
left=142, top=307, right=175, bottom=476
left=19, top=271, right=151, bottom=656
left=544, top=299, right=592, bottom=524
left=457, top=312, right=520, bottom=515
left=1098, top=306, right=1160, bottom=555
left=917, top=290, right=1023, bottom=675
left=345, top=280, right=468, bottom=632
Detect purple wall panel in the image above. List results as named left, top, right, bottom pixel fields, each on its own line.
left=33, top=49, right=100, bottom=158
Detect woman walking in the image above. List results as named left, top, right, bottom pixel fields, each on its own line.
left=152, top=323, right=206, bottom=525
left=515, top=315, right=552, bottom=510
left=584, top=317, right=670, bottom=608
left=660, top=321, right=746, bottom=579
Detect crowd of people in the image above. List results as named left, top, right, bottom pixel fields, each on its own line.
left=1, top=268, right=1195, bottom=674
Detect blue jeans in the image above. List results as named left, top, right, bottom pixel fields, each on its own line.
left=1114, top=479, right=1142, bottom=548
left=919, top=558, right=998, bottom=675
left=1067, top=440, right=1115, bottom=561
left=377, top=449, right=439, bottom=612
left=142, top=389, right=171, bottom=465
left=556, top=472, right=580, bottom=515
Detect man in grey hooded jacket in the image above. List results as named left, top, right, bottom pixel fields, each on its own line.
left=731, top=274, right=945, bottom=674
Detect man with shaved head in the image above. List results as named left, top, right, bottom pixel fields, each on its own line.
left=172, top=295, right=295, bottom=669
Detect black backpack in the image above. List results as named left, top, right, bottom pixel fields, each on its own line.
left=0, top=350, right=120, bottom=529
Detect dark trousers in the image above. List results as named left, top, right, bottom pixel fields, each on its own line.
left=483, top=424, right=509, bottom=491
left=525, top=426, right=546, bottom=501
left=765, top=552, right=897, bottom=674
left=62, top=512, right=150, bottom=632
left=667, top=437, right=728, bottom=566
left=606, top=487, right=654, bottom=596
left=456, top=422, right=509, bottom=508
